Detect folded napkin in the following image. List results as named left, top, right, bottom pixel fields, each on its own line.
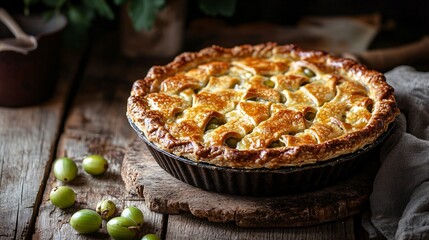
left=365, top=66, right=429, bottom=240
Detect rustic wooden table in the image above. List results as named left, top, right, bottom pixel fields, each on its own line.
left=0, top=33, right=373, bottom=240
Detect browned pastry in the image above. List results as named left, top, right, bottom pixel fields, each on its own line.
left=127, top=43, right=399, bottom=169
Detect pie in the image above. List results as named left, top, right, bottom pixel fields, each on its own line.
left=127, top=43, right=398, bottom=169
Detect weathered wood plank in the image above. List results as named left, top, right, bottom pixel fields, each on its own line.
left=122, top=138, right=374, bottom=228
left=33, top=40, right=165, bottom=239
left=0, top=51, right=79, bottom=240
left=166, top=214, right=355, bottom=240
left=33, top=133, right=164, bottom=239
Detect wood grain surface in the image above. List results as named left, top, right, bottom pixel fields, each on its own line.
left=32, top=40, right=165, bottom=239
left=0, top=51, right=79, bottom=240
left=0, top=88, right=66, bottom=239
left=122, top=138, right=376, bottom=228
left=166, top=213, right=356, bottom=240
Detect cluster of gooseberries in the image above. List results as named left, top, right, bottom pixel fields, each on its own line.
left=50, top=155, right=108, bottom=210
left=49, top=155, right=159, bottom=240
left=52, top=155, right=108, bottom=183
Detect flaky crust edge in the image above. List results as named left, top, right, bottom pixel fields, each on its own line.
left=127, top=43, right=399, bottom=169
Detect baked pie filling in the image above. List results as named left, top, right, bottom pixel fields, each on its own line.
left=128, top=43, right=398, bottom=169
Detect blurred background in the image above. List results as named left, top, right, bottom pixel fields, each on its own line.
left=188, top=0, right=429, bottom=48
left=0, top=0, right=429, bottom=68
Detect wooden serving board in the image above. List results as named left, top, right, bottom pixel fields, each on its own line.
left=122, top=138, right=377, bottom=227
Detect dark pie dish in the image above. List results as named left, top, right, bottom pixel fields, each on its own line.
left=127, top=43, right=399, bottom=196
left=129, top=118, right=394, bottom=196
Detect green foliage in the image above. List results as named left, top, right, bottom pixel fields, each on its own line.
left=113, top=0, right=127, bottom=5
left=198, top=0, right=237, bottom=17
left=67, top=5, right=94, bottom=29
left=22, top=0, right=237, bottom=32
left=82, top=0, right=114, bottom=20
left=128, top=0, right=165, bottom=31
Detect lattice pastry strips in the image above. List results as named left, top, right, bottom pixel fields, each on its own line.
left=128, top=43, right=398, bottom=168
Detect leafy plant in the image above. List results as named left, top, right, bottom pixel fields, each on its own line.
left=23, top=0, right=237, bottom=32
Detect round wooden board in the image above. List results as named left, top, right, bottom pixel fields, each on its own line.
left=121, top=138, right=377, bottom=228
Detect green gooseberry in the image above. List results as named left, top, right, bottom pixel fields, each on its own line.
left=53, top=157, right=78, bottom=182
left=142, top=233, right=160, bottom=240
left=50, top=186, right=75, bottom=209
left=82, top=154, right=108, bottom=175
left=263, top=79, right=275, bottom=88
left=121, top=206, right=144, bottom=228
left=107, top=217, right=140, bottom=240
left=225, top=137, right=238, bottom=149
left=96, top=199, right=117, bottom=220
left=303, top=67, right=316, bottom=78
left=70, top=209, right=102, bottom=234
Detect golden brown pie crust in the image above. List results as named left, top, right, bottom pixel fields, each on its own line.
left=127, top=43, right=399, bottom=169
